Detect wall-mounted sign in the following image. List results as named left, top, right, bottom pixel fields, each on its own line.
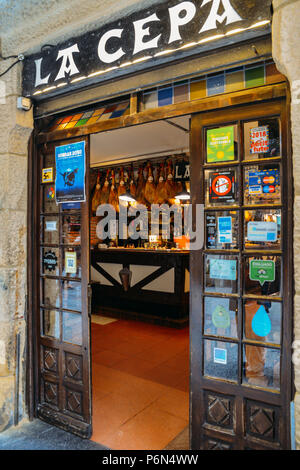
left=207, top=126, right=235, bottom=163
left=250, top=126, right=269, bottom=154
left=55, top=141, right=86, bottom=203
left=250, top=259, right=275, bottom=286
left=247, top=221, right=277, bottom=242
left=65, top=251, right=77, bottom=274
left=175, top=161, right=190, bottom=181
left=22, top=0, right=271, bottom=98
left=43, top=250, right=58, bottom=272
left=209, top=170, right=235, bottom=203
left=42, top=167, right=54, bottom=183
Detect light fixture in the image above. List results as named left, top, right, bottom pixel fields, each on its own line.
left=119, top=191, right=137, bottom=203
left=175, top=181, right=190, bottom=201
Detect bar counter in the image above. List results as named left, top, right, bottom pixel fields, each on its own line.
left=91, top=248, right=189, bottom=326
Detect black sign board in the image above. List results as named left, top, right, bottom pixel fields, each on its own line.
left=22, top=0, right=271, bottom=98
left=209, top=170, right=235, bottom=203
left=175, top=161, right=190, bottom=181
left=43, top=250, right=58, bottom=272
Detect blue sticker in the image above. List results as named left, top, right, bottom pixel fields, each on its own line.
left=251, top=305, right=272, bottom=337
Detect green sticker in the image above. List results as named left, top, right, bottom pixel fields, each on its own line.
left=207, top=126, right=235, bottom=163
left=212, top=305, right=231, bottom=329
left=249, top=259, right=275, bottom=286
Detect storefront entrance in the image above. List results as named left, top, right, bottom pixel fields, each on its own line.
left=28, top=77, right=293, bottom=449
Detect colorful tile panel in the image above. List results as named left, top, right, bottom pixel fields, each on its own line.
left=49, top=61, right=284, bottom=132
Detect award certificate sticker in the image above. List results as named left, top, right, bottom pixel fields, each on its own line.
left=42, top=167, right=54, bottom=183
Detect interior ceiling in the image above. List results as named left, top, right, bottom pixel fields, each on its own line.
left=90, top=115, right=190, bottom=166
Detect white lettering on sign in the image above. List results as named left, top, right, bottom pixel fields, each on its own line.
left=35, top=58, right=51, bottom=87
left=55, top=44, right=80, bottom=81
left=24, top=0, right=270, bottom=96
left=98, top=29, right=126, bottom=64
left=168, top=1, right=197, bottom=43
left=133, top=13, right=161, bottom=55
left=200, top=0, right=242, bottom=33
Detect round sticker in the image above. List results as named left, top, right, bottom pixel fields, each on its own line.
left=211, top=175, right=232, bottom=196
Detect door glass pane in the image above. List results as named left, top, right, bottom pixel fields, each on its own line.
left=244, top=300, right=281, bottom=345
left=205, top=211, right=238, bottom=249
left=244, top=209, right=281, bottom=249
left=205, top=168, right=237, bottom=207
left=62, top=248, right=81, bottom=278
left=243, top=117, right=280, bottom=160
left=62, top=311, right=82, bottom=345
left=62, top=214, right=81, bottom=245
left=204, top=339, right=238, bottom=382
left=41, top=309, right=60, bottom=339
left=205, top=124, right=238, bottom=163
left=41, top=216, right=60, bottom=244
left=204, top=297, right=238, bottom=338
left=41, top=247, right=60, bottom=276
left=205, top=254, right=239, bottom=294
left=42, top=278, right=60, bottom=308
left=243, top=345, right=280, bottom=390
left=62, top=281, right=82, bottom=311
left=244, top=256, right=281, bottom=296
left=244, top=164, right=281, bottom=205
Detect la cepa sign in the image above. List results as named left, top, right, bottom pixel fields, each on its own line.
left=22, top=0, right=271, bottom=97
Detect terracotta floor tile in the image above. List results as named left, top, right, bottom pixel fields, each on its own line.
left=91, top=318, right=190, bottom=449
left=100, top=403, right=188, bottom=450
left=152, top=389, right=189, bottom=420
left=111, top=339, right=152, bottom=356
left=143, top=365, right=186, bottom=388
left=112, top=357, right=157, bottom=376
left=93, top=349, right=127, bottom=367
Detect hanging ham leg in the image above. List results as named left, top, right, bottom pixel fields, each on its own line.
left=144, top=162, right=156, bottom=205
left=100, top=169, right=110, bottom=204
left=155, top=162, right=168, bottom=204
left=108, top=169, right=119, bottom=212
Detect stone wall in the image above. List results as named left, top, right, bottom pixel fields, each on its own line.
left=0, top=59, right=33, bottom=430
left=272, top=0, right=300, bottom=450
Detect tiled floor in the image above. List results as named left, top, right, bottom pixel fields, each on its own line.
left=91, top=318, right=189, bottom=450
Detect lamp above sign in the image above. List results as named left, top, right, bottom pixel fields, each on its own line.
left=22, top=0, right=271, bottom=98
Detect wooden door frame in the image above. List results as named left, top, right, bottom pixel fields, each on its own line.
left=189, top=97, right=294, bottom=450
left=26, top=82, right=292, bottom=448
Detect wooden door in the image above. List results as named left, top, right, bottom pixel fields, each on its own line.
left=189, top=99, right=293, bottom=450
left=33, top=136, right=92, bottom=437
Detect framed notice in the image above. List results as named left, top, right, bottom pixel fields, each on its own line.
left=207, top=126, right=235, bottom=163
left=55, top=141, right=86, bottom=203
left=209, top=170, right=235, bottom=204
